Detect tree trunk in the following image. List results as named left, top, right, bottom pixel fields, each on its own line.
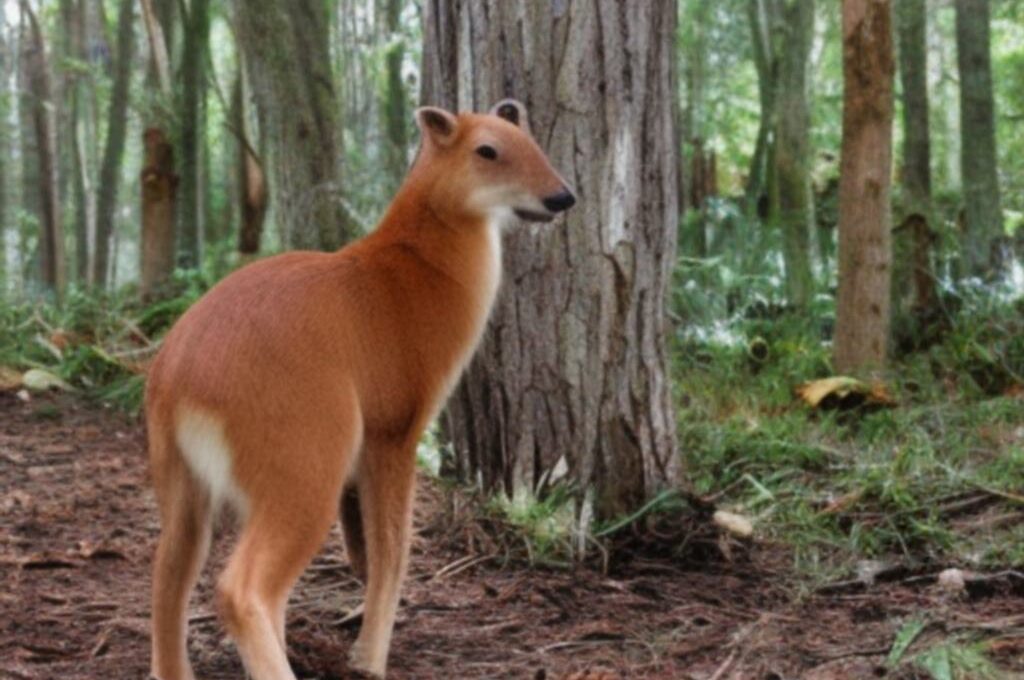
left=380, top=0, right=408, bottom=195
left=834, top=0, right=894, bottom=375
left=773, top=0, right=816, bottom=309
left=234, top=0, right=354, bottom=251
left=139, top=0, right=175, bottom=296
left=233, top=63, right=266, bottom=259
left=0, top=22, right=10, bottom=290
left=894, top=0, right=935, bottom=316
left=65, top=0, right=96, bottom=284
left=140, top=0, right=171, bottom=98
left=17, top=13, right=39, bottom=286
left=955, top=0, right=1004, bottom=277
left=22, top=0, right=65, bottom=296
left=422, top=0, right=681, bottom=535
left=681, top=0, right=710, bottom=257
left=176, top=0, right=209, bottom=268
left=745, top=0, right=778, bottom=214
left=140, top=128, right=177, bottom=299
left=92, top=0, right=134, bottom=288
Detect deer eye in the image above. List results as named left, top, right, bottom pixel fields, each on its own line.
left=475, top=144, right=498, bottom=160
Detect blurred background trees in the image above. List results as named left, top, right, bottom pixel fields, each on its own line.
left=1, top=0, right=1024, bottom=524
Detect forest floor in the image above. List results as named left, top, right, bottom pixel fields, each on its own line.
left=2, top=391, right=1024, bottom=680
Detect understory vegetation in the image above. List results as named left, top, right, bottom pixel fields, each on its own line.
left=5, top=260, right=1022, bottom=581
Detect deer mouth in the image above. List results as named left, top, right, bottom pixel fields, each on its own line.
left=513, top=208, right=556, bottom=223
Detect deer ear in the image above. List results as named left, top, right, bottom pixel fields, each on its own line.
left=490, top=99, right=530, bottom=132
left=415, top=107, right=458, bottom=146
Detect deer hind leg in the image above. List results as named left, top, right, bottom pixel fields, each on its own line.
left=340, top=484, right=367, bottom=581
left=349, top=435, right=417, bottom=678
left=216, top=485, right=340, bottom=680
left=150, top=440, right=213, bottom=680
left=215, top=394, right=362, bottom=680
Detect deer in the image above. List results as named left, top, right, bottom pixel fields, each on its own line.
left=146, top=99, right=575, bottom=679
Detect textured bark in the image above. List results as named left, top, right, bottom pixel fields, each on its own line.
left=175, top=0, right=209, bottom=268
left=22, top=1, right=65, bottom=295
left=894, top=0, right=935, bottom=315
left=140, top=128, right=177, bottom=299
left=955, top=0, right=1004, bottom=277
left=422, top=0, right=681, bottom=528
left=834, top=0, right=894, bottom=374
left=772, top=0, right=816, bottom=309
left=234, top=0, right=354, bottom=251
left=92, top=0, right=134, bottom=288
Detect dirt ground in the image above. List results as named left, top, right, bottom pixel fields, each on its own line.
left=2, top=392, right=1023, bottom=679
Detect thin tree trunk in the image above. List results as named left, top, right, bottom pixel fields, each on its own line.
left=140, top=0, right=171, bottom=96
left=66, top=0, right=95, bottom=284
left=92, top=0, right=134, bottom=288
left=17, top=14, right=39, bottom=286
left=681, top=1, right=710, bottom=257
left=380, top=0, right=408, bottom=195
left=423, top=0, right=682, bottom=537
left=21, top=0, right=65, bottom=296
left=139, top=0, right=175, bottom=296
left=232, top=63, right=266, bottom=259
left=234, top=0, right=354, bottom=251
left=0, top=23, right=9, bottom=291
left=140, top=128, right=176, bottom=299
left=894, top=0, right=935, bottom=316
left=176, top=0, right=209, bottom=268
left=834, top=0, right=894, bottom=374
left=745, top=0, right=778, bottom=214
left=773, top=0, right=816, bottom=309
left=955, top=0, right=1004, bottom=277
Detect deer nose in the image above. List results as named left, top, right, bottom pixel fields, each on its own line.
left=542, top=189, right=576, bottom=213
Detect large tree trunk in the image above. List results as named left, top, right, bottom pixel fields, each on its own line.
left=834, top=0, right=894, bottom=374
left=955, top=0, right=1004, bottom=277
left=422, top=0, right=681, bottom=534
left=772, top=0, right=816, bottom=309
left=234, top=0, right=354, bottom=251
left=92, top=0, right=134, bottom=288
left=176, top=0, right=209, bottom=268
left=894, top=0, right=936, bottom=317
left=21, top=0, right=65, bottom=296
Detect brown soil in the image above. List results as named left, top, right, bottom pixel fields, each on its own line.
left=2, top=392, right=1022, bottom=679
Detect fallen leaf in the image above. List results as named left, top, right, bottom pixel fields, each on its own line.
left=22, top=368, right=72, bottom=392
left=795, top=376, right=896, bottom=410
left=713, top=510, right=754, bottom=538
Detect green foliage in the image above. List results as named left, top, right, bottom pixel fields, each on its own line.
left=485, top=485, right=577, bottom=567
left=674, top=282, right=1024, bottom=578
left=0, top=269, right=213, bottom=413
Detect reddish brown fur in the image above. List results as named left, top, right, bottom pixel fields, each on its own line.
left=146, top=101, right=572, bottom=679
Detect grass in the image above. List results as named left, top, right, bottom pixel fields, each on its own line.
left=674, top=295, right=1024, bottom=580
